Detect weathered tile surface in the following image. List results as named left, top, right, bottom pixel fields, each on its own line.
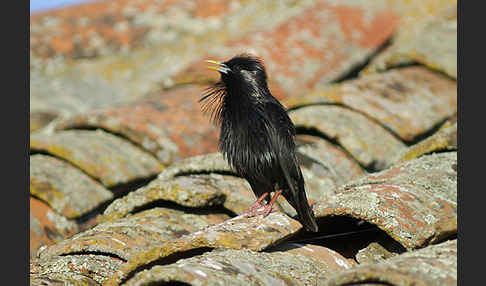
left=125, top=245, right=354, bottom=285
left=286, top=66, right=457, bottom=142
left=30, top=197, right=79, bottom=259
left=101, top=174, right=230, bottom=223
left=30, top=154, right=113, bottom=219
left=314, top=152, right=457, bottom=250
left=54, top=85, right=219, bottom=161
left=323, top=239, right=457, bottom=286
left=394, top=116, right=457, bottom=164
left=296, top=135, right=366, bottom=188
left=365, top=1, right=457, bottom=79
left=108, top=143, right=363, bottom=220
left=355, top=242, right=397, bottom=264
left=30, top=129, right=163, bottom=187
left=104, top=212, right=302, bottom=285
left=38, top=207, right=230, bottom=262
left=30, top=0, right=320, bottom=117
left=170, top=0, right=400, bottom=100
left=30, top=110, right=59, bottom=133
left=156, top=152, right=232, bottom=181
left=30, top=0, right=317, bottom=62
left=30, top=254, right=124, bottom=285
left=30, top=273, right=100, bottom=286
left=290, top=105, right=407, bottom=169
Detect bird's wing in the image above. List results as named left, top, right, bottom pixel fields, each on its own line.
left=263, top=101, right=318, bottom=232
left=262, top=101, right=302, bottom=197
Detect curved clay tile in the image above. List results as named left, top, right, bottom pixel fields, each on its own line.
left=394, top=117, right=457, bottom=164
left=285, top=66, right=457, bottom=142
left=168, top=1, right=400, bottom=99
left=30, top=197, right=79, bottom=259
left=37, top=207, right=230, bottom=263
left=30, top=254, right=124, bottom=285
left=313, top=152, right=457, bottom=250
left=30, top=154, right=113, bottom=219
left=103, top=212, right=302, bottom=285
left=124, top=246, right=354, bottom=285
left=54, top=85, right=219, bottom=162
left=31, top=0, right=353, bottom=117
left=101, top=174, right=232, bottom=222
left=290, top=105, right=407, bottom=170
left=365, top=3, right=457, bottom=79
left=323, top=239, right=457, bottom=286
left=30, top=129, right=163, bottom=187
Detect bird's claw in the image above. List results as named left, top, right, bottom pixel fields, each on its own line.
left=241, top=202, right=265, bottom=216
left=244, top=205, right=277, bottom=218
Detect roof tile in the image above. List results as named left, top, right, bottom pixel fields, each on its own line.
left=394, top=116, right=457, bottom=163
left=286, top=66, right=457, bottom=141
left=323, top=239, right=457, bottom=286
left=314, top=152, right=457, bottom=250
left=290, top=105, right=407, bottom=169
left=30, top=129, right=163, bottom=187
left=37, top=207, right=230, bottom=262
left=103, top=211, right=302, bottom=285
left=125, top=246, right=353, bottom=285
left=30, top=154, right=113, bottom=219
left=30, top=197, right=79, bottom=259
left=169, top=0, right=400, bottom=99
left=364, top=2, right=457, bottom=78
left=54, top=85, right=219, bottom=162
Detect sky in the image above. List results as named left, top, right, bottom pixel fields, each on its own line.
left=30, top=0, right=95, bottom=13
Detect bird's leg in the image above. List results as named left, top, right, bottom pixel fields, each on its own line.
left=255, top=190, right=282, bottom=217
left=241, top=192, right=269, bottom=216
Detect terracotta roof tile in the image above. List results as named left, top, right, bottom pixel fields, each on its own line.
left=101, top=173, right=231, bottom=223
left=37, top=207, right=230, bottom=262
left=364, top=2, right=457, bottom=78
left=290, top=105, right=407, bottom=170
left=30, top=0, right=323, bottom=117
left=394, top=116, right=457, bottom=163
left=169, top=0, right=400, bottom=99
left=124, top=246, right=353, bottom=285
left=53, top=85, right=219, bottom=161
left=323, top=239, right=457, bottom=286
left=30, top=154, right=113, bottom=219
left=104, top=211, right=302, bottom=285
left=314, top=152, right=457, bottom=250
left=31, top=254, right=124, bottom=285
left=285, top=66, right=457, bottom=142
left=30, top=197, right=79, bottom=259
left=30, top=129, right=163, bottom=187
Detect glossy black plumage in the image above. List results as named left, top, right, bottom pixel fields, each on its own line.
left=200, top=54, right=318, bottom=232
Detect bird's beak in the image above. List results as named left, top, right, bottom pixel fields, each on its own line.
left=205, top=59, right=231, bottom=74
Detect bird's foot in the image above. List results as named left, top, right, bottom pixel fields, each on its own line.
left=246, top=190, right=282, bottom=218
left=241, top=192, right=270, bottom=217
left=253, top=205, right=278, bottom=217
left=241, top=201, right=265, bottom=216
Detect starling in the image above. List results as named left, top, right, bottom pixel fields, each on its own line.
left=200, top=54, right=318, bottom=232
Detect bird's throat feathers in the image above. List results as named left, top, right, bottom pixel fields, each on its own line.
left=200, top=79, right=270, bottom=125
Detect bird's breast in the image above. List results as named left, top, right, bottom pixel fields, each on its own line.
left=219, top=105, right=281, bottom=180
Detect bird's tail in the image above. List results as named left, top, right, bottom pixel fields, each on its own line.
left=275, top=136, right=319, bottom=232
left=294, top=188, right=319, bottom=232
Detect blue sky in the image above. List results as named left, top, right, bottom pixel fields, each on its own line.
left=30, top=0, right=95, bottom=13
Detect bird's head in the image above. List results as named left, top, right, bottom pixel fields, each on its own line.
left=205, top=54, right=268, bottom=93
left=200, top=54, right=270, bottom=124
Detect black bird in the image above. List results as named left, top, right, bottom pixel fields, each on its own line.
left=200, top=54, right=318, bottom=232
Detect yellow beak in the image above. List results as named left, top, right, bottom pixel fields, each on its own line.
left=205, top=59, right=221, bottom=71
left=205, top=59, right=230, bottom=74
